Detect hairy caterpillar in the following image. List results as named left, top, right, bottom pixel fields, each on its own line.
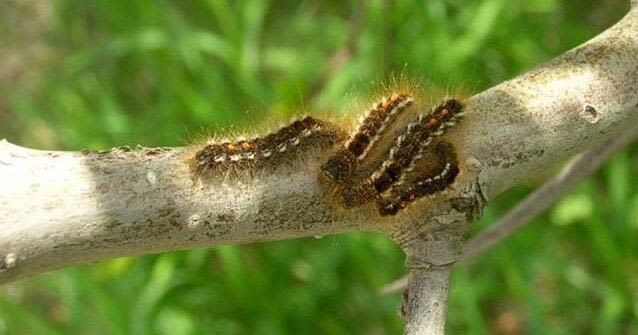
left=189, top=91, right=464, bottom=217
left=190, top=116, right=344, bottom=177
left=320, top=95, right=464, bottom=215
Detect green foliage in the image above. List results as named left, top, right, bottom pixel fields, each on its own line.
left=0, top=0, right=635, bottom=334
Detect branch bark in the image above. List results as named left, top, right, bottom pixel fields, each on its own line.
left=1, top=5, right=637, bottom=334
left=461, top=125, right=638, bottom=261
left=402, top=266, right=451, bottom=335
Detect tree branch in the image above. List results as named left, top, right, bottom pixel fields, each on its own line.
left=1, top=4, right=636, bottom=284
left=1, top=5, right=637, bottom=334
left=0, top=143, right=377, bottom=283
left=461, top=125, right=638, bottom=261
left=402, top=265, right=452, bottom=335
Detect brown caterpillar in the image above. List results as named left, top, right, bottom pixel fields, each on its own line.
left=376, top=141, right=459, bottom=216
left=190, top=91, right=464, bottom=217
left=321, top=93, right=414, bottom=182
left=191, top=116, right=343, bottom=177
left=321, top=96, right=464, bottom=215
left=370, top=98, right=464, bottom=194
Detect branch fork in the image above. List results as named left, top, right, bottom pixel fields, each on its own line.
left=1, top=5, right=638, bottom=335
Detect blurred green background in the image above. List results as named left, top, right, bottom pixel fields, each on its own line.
left=1, top=0, right=637, bottom=334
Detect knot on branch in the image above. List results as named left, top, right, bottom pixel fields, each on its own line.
left=390, top=181, right=485, bottom=268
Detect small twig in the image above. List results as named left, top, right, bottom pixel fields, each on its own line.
left=460, top=125, right=638, bottom=261
left=402, top=265, right=452, bottom=335
left=380, top=274, right=409, bottom=296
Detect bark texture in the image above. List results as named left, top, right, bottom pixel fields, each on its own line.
left=402, top=266, right=452, bottom=335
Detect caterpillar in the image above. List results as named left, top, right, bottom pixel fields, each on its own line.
left=189, top=91, right=464, bottom=217
left=191, top=116, right=344, bottom=177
